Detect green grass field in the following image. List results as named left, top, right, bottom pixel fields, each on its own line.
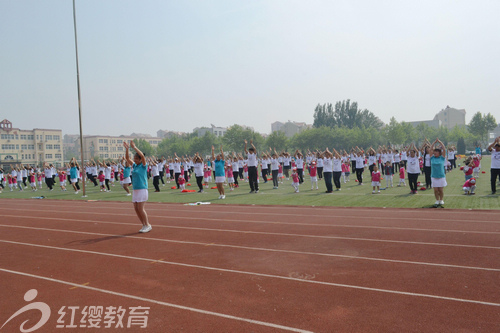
left=1, top=156, right=499, bottom=210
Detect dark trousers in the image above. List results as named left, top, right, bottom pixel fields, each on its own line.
left=408, top=173, right=419, bottom=191
left=114, top=172, right=119, bottom=181
left=272, top=169, right=279, bottom=187
left=317, top=167, right=323, bottom=180
left=45, top=177, right=53, bottom=190
left=449, top=159, right=456, bottom=169
left=105, top=179, right=110, bottom=191
left=184, top=170, right=189, bottom=181
left=153, top=176, right=160, bottom=191
left=333, top=171, right=341, bottom=189
left=196, top=176, right=203, bottom=191
left=175, top=173, right=181, bottom=189
left=351, top=161, right=356, bottom=172
left=369, top=164, right=374, bottom=174
left=239, top=168, right=243, bottom=180
left=91, top=174, right=98, bottom=186
left=284, top=166, right=290, bottom=178
left=356, top=168, right=363, bottom=184
left=323, top=172, right=333, bottom=192
left=393, top=162, right=400, bottom=173
left=262, top=169, right=268, bottom=182
left=424, top=166, right=432, bottom=188
left=233, top=171, right=239, bottom=186
left=297, top=168, right=304, bottom=183
left=159, top=171, right=165, bottom=184
left=169, top=170, right=174, bottom=179
left=491, top=168, right=500, bottom=193
left=248, top=166, right=259, bottom=191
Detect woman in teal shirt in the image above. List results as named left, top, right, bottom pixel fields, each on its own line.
left=212, top=145, right=226, bottom=199
left=124, top=141, right=152, bottom=233
left=430, top=138, right=447, bottom=208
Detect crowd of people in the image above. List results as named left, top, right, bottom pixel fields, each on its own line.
left=1, top=138, right=500, bottom=231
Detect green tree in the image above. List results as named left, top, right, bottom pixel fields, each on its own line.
left=313, top=100, right=383, bottom=130
left=385, top=117, right=406, bottom=145
left=456, top=137, right=466, bottom=154
left=132, top=138, right=155, bottom=157
left=222, top=125, right=264, bottom=152
left=468, top=112, right=497, bottom=146
left=266, top=131, right=289, bottom=152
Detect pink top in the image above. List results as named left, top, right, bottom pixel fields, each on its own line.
left=98, top=174, right=105, bottom=182
left=473, top=159, right=480, bottom=167
left=399, top=167, right=405, bottom=179
left=292, top=173, right=300, bottom=183
left=30, top=174, right=36, bottom=183
left=227, top=168, right=234, bottom=178
left=278, top=164, right=283, bottom=173
left=309, top=165, right=317, bottom=177
left=463, top=179, right=475, bottom=187
left=371, top=171, right=381, bottom=182
left=37, top=174, right=42, bottom=181
left=464, top=166, right=473, bottom=176
left=178, top=177, right=186, bottom=185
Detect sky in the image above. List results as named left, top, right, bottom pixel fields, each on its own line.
left=1, top=0, right=499, bottom=137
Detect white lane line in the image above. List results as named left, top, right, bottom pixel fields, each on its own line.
left=4, top=208, right=498, bottom=235
left=1, top=225, right=499, bottom=272
left=2, top=201, right=499, bottom=224
left=1, top=215, right=499, bottom=250
left=0, top=268, right=313, bottom=333
left=0, top=249, right=499, bottom=308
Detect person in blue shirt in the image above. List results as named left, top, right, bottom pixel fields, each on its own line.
left=430, top=138, right=447, bottom=208
left=124, top=141, right=152, bottom=233
left=212, top=145, right=226, bottom=199
left=69, top=157, right=80, bottom=194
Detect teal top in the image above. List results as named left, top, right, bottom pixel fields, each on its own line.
left=214, top=159, right=225, bottom=177
left=123, top=166, right=131, bottom=179
left=132, top=163, right=148, bottom=190
left=70, top=166, right=78, bottom=179
left=430, top=155, right=446, bottom=179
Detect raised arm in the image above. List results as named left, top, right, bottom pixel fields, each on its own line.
left=211, top=145, right=216, bottom=161
left=220, top=146, right=224, bottom=161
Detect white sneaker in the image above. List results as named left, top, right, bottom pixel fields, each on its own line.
left=221, top=195, right=226, bottom=199
left=139, top=226, right=146, bottom=233
left=142, top=225, right=152, bottom=233
left=372, top=191, right=375, bottom=194
left=126, top=193, right=131, bottom=196
left=440, top=200, right=444, bottom=205
left=75, top=191, right=79, bottom=194
left=218, top=195, right=222, bottom=199
left=435, top=201, right=440, bottom=205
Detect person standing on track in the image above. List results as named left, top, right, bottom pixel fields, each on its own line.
left=124, top=141, right=152, bottom=233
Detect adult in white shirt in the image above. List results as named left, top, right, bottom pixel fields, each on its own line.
left=320, top=149, right=333, bottom=193
left=294, top=150, right=304, bottom=184
left=171, top=155, right=182, bottom=189
left=244, top=140, right=259, bottom=193
left=406, top=144, right=421, bottom=194
left=193, top=154, right=205, bottom=192
left=447, top=147, right=456, bottom=169
left=487, top=137, right=500, bottom=194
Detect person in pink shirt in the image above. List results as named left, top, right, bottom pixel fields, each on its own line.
left=58, top=171, right=67, bottom=191
left=278, top=163, right=283, bottom=184
left=463, top=178, right=476, bottom=195
left=291, top=168, right=300, bottom=193
left=7, top=174, right=14, bottom=191
left=178, top=174, right=186, bottom=190
left=227, top=164, right=235, bottom=191
left=473, top=156, right=481, bottom=177
left=203, top=166, right=211, bottom=188
left=342, top=162, right=350, bottom=183
left=37, top=172, right=43, bottom=188
left=398, top=166, right=406, bottom=187
left=309, top=161, right=318, bottom=190
left=371, top=164, right=381, bottom=194
left=463, top=158, right=474, bottom=181
left=30, top=172, right=37, bottom=191
left=98, top=171, right=106, bottom=192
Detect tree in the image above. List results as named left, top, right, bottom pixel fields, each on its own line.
left=266, top=131, right=289, bottom=152
left=132, top=138, right=155, bottom=157
left=385, top=117, right=406, bottom=145
left=468, top=112, right=497, bottom=146
left=222, top=125, right=264, bottom=152
left=456, top=137, right=466, bottom=154
left=313, top=100, right=383, bottom=130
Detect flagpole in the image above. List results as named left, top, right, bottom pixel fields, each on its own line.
left=72, top=0, right=86, bottom=197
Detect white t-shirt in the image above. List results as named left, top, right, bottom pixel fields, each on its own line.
left=271, top=158, right=279, bottom=171
left=401, top=151, right=407, bottom=161
left=151, top=165, right=159, bottom=177
left=406, top=156, right=420, bottom=174
left=171, top=162, right=181, bottom=173
left=323, top=158, right=333, bottom=172
left=316, top=158, right=324, bottom=168
left=194, top=162, right=204, bottom=177
left=296, top=159, right=304, bottom=169
left=355, top=156, right=364, bottom=169
left=424, top=154, right=431, bottom=167
left=247, top=153, right=257, bottom=167
left=491, top=150, right=500, bottom=169
left=368, top=156, right=376, bottom=165
left=448, top=151, right=455, bottom=160
left=332, top=158, right=342, bottom=172
left=261, top=159, right=268, bottom=170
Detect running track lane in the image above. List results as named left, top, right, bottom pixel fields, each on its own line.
left=0, top=199, right=499, bottom=332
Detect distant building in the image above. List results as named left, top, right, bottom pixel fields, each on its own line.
left=489, top=124, right=500, bottom=145
left=271, top=121, right=312, bottom=138
left=71, top=135, right=162, bottom=161
left=157, top=129, right=186, bottom=139
left=194, top=124, right=227, bottom=137
left=433, top=106, right=466, bottom=129
left=407, top=119, right=441, bottom=129
left=130, top=133, right=152, bottom=138
left=0, top=119, right=63, bottom=168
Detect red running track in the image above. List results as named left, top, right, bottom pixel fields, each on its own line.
left=0, top=198, right=499, bottom=332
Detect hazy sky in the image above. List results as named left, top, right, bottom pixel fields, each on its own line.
left=1, top=0, right=499, bottom=137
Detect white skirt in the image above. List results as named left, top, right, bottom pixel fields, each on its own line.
left=371, top=181, right=380, bottom=187
left=215, top=176, right=225, bottom=183
left=132, top=189, right=149, bottom=203
left=123, top=177, right=131, bottom=184
left=431, top=177, right=447, bottom=188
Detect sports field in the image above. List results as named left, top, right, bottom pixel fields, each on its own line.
left=1, top=156, right=498, bottom=209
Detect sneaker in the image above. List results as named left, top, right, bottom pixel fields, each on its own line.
left=255, top=190, right=259, bottom=193
left=141, top=225, right=152, bottom=233
left=249, top=190, right=255, bottom=194
left=378, top=190, right=381, bottom=193
left=439, top=200, right=444, bottom=205
left=126, top=193, right=131, bottom=196
left=75, top=191, right=79, bottom=194
left=221, top=195, right=226, bottom=199
left=139, top=226, right=146, bottom=233
left=372, top=191, right=375, bottom=194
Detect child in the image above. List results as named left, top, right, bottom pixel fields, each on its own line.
left=342, top=162, right=350, bottom=183
left=310, top=161, right=318, bottom=190
left=372, top=165, right=381, bottom=194
left=203, top=166, right=211, bottom=188
left=278, top=163, right=283, bottom=184
left=463, top=178, right=476, bottom=195
left=291, top=168, right=300, bottom=193
left=58, top=171, right=67, bottom=191
left=37, top=172, right=43, bottom=188
left=463, top=159, right=474, bottom=181
left=98, top=170, right=106, bottom=192
left=473, top=155, right=481, bottom=178
left=29, top=172, right=37, bottom=191
left=16, top=173, right=23, bottom=191
left=178, top=174, right=186, bottom=190
left=243, top=164, right=249, bottom=182
left=227, top=164, right=235, bottom=191
left=398, top=165, right=406, bottom=187
left=8, top=174, right=14, bottom=191
left=384, top=161, right=393, bottom=188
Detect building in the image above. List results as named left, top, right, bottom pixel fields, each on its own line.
left=72, top=135, right=162, bottom=160
left=0, top=119, right=63, bottom=168
left=157, top=129, right=186, bottom=139
left=194, top=124, right=227, bottom=137
left=271, top=121, right=312, bottom=138
left=407, top=119, right=441, bottom=129
left=433, top=106, right=466, bottom=129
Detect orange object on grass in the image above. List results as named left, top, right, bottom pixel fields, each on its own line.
left=181, top=189, right=196, bottom=193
